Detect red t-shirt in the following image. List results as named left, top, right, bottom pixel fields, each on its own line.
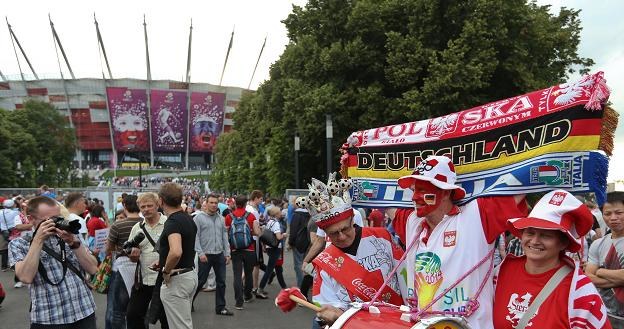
left=493, top=255, right=572, bottom=328
left=224, top=208, right=256, bottom=252
left=86, top=216, right=107, bottom=237
left=368, top=209, right=384, bottom=227
left=391, top=196, right=527, bottom=245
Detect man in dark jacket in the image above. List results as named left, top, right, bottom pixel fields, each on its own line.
left=287, top=197, right=310, bottom=287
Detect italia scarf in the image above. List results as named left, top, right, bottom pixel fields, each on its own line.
left=341, top=72, right=617, bottom=207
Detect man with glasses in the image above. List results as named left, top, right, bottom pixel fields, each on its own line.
left=9, top=196, right=98, bottom=329
left=308, top=176, right=406, bottom=326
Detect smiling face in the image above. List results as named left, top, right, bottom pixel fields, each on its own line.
left=114, top=113, right=147, bottom=149
left=521, top=227, right=568, bottom=264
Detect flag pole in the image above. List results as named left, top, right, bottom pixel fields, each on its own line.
left=95, top=13, right=118, bottom=178
left=49, top=15, right=75, bottom=79
left=6, top=17, right=28, bottom=81
left=185, top=19, right=193, bottom=170
left=94, top=13, right=113, bottom=79
left=49, top=14, right=81, bottom=169
left=218, top=27, right=234, bottom=86
left=247, top=35, right=266, bottom=90
left=144, top=15, right=155, bottom=167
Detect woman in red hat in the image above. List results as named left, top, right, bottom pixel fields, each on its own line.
left=493, top=189, right=611, bottom=328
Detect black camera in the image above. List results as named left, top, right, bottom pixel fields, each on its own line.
left=122, top=232, right=145, bottom=254
left=51, top=216, right=81, bottom=235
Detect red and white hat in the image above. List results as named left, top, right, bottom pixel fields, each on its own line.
left=397, top=155, right=466, bottom=201
left=507, top=190, right=593, bottom=252
left=305, top=173, right=353, bottom=229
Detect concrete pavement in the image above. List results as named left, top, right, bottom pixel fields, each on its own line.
left=0, top=250, right=313, bottom=328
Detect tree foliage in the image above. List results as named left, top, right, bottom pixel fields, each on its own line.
left=0, top=100, right=77, bottom=187
left=210, top=0, right=593, bottom=196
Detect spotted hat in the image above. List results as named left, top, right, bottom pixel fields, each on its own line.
left=305, top=173, right=353, bottom=229
left=397, top=155, right=466, bottom=201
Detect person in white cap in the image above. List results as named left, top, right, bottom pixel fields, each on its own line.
left=493, top=189, right=611, bottom=328
left=308, top=175, right=407, bottom=326
left=387, top=155, right=527, bottom=329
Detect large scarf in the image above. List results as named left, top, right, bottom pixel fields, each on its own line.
left=341, top=72, right=617, bottom=206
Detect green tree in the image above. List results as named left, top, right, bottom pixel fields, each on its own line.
left=213, top=0, right=593, bottom=196
left=0, top=100, right=77, bottom=187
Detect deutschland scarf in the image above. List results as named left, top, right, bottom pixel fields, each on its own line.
left=341, top=72, right=617, bottom=206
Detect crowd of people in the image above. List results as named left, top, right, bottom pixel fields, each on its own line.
left=0, top=159, right=623, bottom=328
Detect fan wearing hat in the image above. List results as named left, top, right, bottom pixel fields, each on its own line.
left=306, top=175, right=407, bottom=326
left=388, top=155, right=527, bottom=329
left=493, top=190, right=611, bottom=328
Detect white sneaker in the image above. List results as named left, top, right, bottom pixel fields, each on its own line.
left=14, top=282, right=23, bottom=288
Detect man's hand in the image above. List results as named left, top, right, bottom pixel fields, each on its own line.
left=32, top=219, right=57, bottom=246
left=149, top=260, right=160, bottom=271
left=316, top=305, right=344, bottom=325
left=302, top=262, right=314, bottom=275
left=225, top=256, right=231, bottom=265
left=55, top=227, right=77, bottom=245
left=129, top=247, right=141, bottom=262
left=199, top=254, right=208, bottom=263
left=163, top=271, right=171, bottom=286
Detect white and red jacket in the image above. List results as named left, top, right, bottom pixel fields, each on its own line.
left=312, top=227, right=407, bottom=310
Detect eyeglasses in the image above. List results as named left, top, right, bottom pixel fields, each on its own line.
left=326, top=223, right=354, bottom=238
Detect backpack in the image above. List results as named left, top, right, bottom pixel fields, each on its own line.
left=229, top=212, right=253, bottom=250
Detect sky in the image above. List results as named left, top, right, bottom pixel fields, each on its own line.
left=1, top=0, right=623, bottom=181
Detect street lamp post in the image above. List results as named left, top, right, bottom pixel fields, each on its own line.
left=138, top=159, right=142, bottom=189
left=325, top=114, right=333, bottom=178
left=294, top=133, right=300, bottom=189
left=16, top=161, right=24, bottom=185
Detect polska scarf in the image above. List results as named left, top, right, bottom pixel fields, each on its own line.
left=341, top=72, right=617, bottom=206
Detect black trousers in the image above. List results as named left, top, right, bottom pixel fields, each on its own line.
left=231, top=250, right=255, bottom=306
left=126, top=284, right=168, bottom=329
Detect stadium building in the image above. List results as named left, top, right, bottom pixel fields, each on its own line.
left=0, top=78, right=247, bottom=169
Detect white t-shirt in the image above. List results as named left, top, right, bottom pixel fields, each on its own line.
left=401, top=200, right=498, bottom=329
left=0, top=209, right=18, bottom=231
left=265, top=218, right=283, bottom=249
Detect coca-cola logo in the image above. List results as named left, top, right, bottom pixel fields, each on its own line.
left=351, top=278, right=376, bottom=299
left=316, top=252, right=343, bottom=271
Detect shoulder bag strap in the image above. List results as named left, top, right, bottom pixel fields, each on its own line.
left=140, top=221, right=157, bottom=248
left=39, top=242, right=88, bottom=286
left=516, top=265, right=573, bottom=329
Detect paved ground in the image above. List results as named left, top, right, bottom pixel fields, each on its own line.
left=0, top=250, right=313, bottom=328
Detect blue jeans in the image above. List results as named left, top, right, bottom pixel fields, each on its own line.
left=292, top=249, right=304, bottom=287
left=193, top=253, right=227, bottom=312
left=259, top=247, right=286, bottom=289
left=105, top=271, right=129, bottom=329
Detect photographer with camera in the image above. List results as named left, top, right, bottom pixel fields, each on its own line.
left=105, top=194, right=142, bottom=329
left=126, top=192, right=169, bottom=329
left=8, top=196, right=98, bottom=328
